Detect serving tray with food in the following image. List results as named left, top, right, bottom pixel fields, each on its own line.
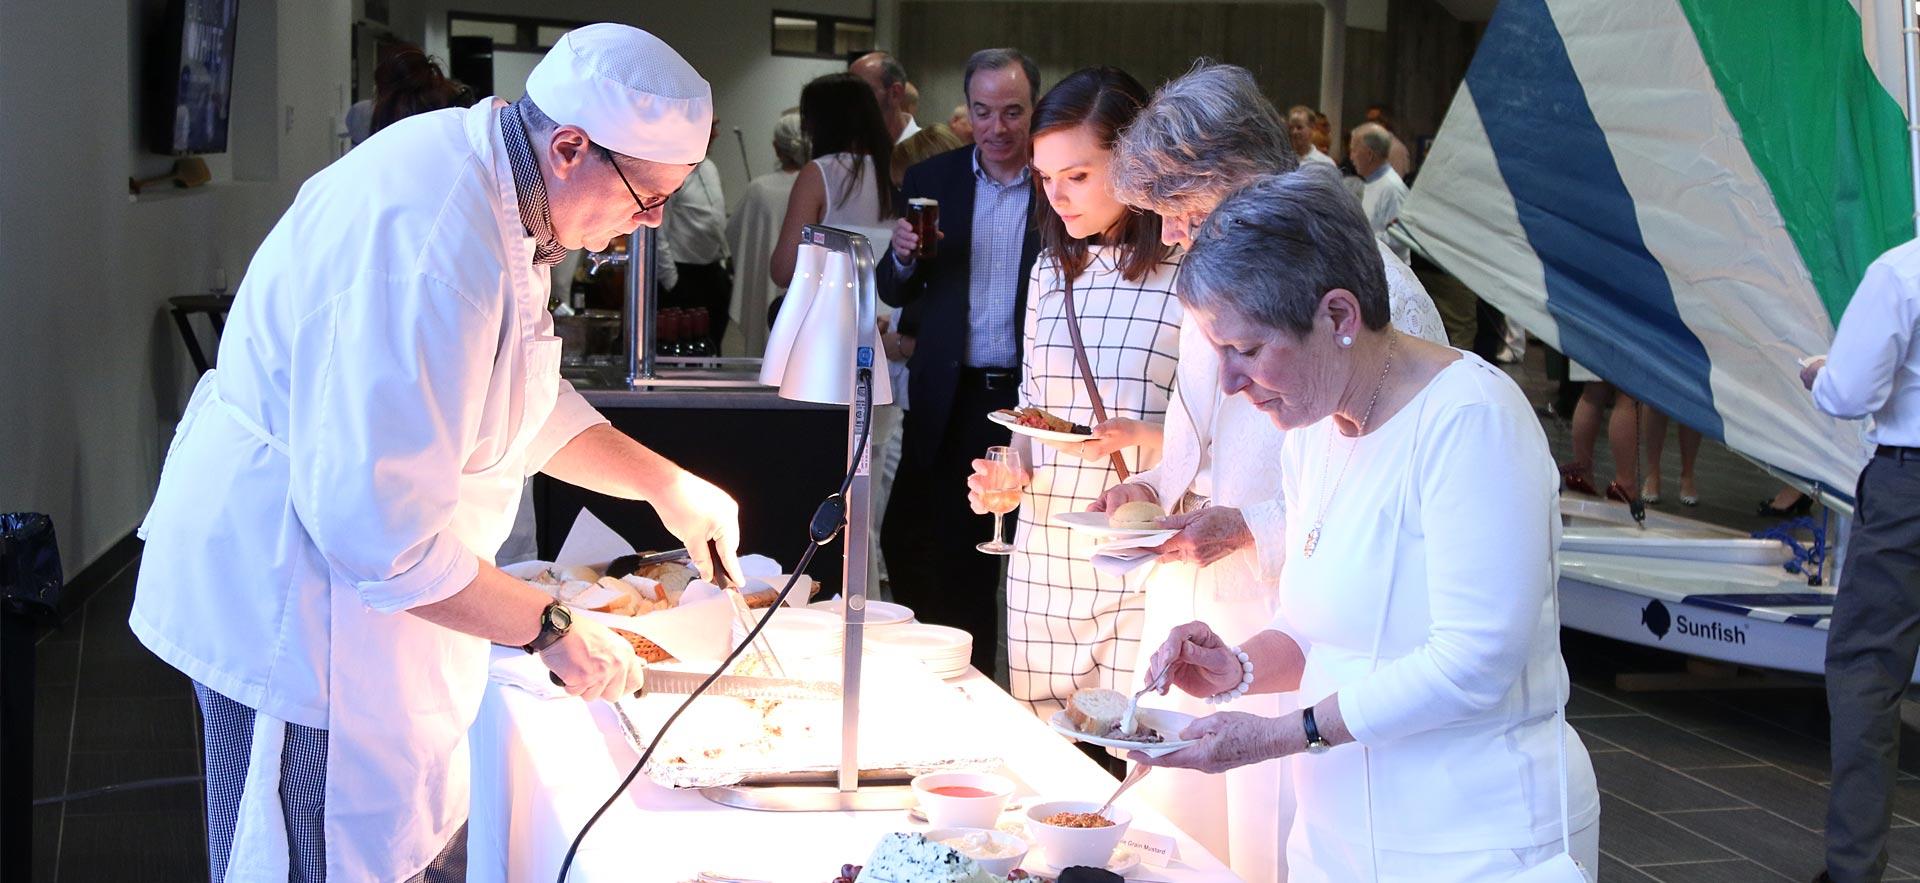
left=988, top=407, right=1094, bottom=443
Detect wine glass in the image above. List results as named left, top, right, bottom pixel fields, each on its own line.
left=976, top=446, right=1024, bottom=555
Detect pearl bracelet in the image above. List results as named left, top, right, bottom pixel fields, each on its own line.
left=1205, top=646, right=1255, bottom=705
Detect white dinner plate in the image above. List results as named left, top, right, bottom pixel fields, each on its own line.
left=1025, top=846, right=1142, bottom=876
left=1049, top=510, right=1169, bottom=539
left=988, top=410, right=1093, bottom=444
left=865, top=623, right=973, bottom=653
left=806, top=597, right=915, bottom=625
left=1048, top=708, right=1198, bottom=759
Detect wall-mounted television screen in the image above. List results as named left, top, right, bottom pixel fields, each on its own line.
left=148, top=0, right=240, bottom=155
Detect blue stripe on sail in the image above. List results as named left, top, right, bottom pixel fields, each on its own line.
left=1463, top=0, right=1724, bottom=440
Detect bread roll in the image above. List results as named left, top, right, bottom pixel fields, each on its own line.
left=636, top=562, right=696, bottom=599
left=609, top=627, right=674, bottom=662
left=1107, top=500, right=1166, bottom=529
left=1064, top=687, right=1130, bottom=736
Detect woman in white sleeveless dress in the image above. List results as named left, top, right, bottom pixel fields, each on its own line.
left=771, top=73, right=903, bottom=596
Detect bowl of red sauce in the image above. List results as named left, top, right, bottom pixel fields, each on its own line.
left=911, top=772, right=1015, bottom=829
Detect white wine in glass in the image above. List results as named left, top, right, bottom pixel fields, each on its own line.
left=977, top=445, right=1023, bottom=555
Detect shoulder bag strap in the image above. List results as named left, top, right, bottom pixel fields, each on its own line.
left=1059, top=269, right=1131, bottom=481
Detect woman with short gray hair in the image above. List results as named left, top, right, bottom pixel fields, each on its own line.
left=1090, top=64, right=1444, bottom=880
left=1131, top=169, right=1600, bottom=881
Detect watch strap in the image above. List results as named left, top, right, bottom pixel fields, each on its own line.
left=521, top=602, right=571, bottom=654
left=1302, top=705, right=1327, bottom=748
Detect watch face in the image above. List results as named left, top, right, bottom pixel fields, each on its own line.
left=548, top=604, right=573, bottom=630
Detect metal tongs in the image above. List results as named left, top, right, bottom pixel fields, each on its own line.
left=710, top=539, right=786, bottom=679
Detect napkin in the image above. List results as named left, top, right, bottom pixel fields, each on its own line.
left=1089, top=530, right=1178, bottom=576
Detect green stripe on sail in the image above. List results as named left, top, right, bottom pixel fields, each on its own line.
left=1675, top=0, right=1913, bottom=324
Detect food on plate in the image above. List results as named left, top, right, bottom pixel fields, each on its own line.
left=997, top=407, right=1090, bottom=435
left=593, top=575, right=671, bottom=616
left=609, top=627, right=673, bottom=663
left=1063, top=688, right=1166, bottom=743
left=1105, top=500, right=1166, bottom=529
left=634, top=561, right=698, bottom=599
left=852, top=832, right=1005, bottom=883
left=1041, top=811, right=1115, bottom=829
left=937, top=831, right=1023, bottom=859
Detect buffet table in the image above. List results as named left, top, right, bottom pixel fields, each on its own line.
left=467, top=653, right=1245, bottom=883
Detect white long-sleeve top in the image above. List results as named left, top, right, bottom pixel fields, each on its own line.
left=1813, top=238, right=1920, bottom=446
left=1270, top=353, right=1598, bottom=853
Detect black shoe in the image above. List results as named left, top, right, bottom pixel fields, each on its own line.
left=1811, top=873, right=1834, bottom=883
left=1758, top=496, right=1814, bottom=518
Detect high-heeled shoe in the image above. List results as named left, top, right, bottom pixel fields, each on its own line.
left=1757, top=495, right=1813, bottom=518
left=1606, top=482, right=1637, bottom=505
left=1561, top=462, right=1599, bottom=496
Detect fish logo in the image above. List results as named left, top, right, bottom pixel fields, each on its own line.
left=1641, top=600, right=1671, bottom=640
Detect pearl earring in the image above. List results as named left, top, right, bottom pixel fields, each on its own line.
left=1339, top=335, right=1353, bottom=347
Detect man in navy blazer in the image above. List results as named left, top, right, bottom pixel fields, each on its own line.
left=877, top=48, right=1042, bottom=674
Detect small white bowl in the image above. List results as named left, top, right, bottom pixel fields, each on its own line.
left=911, top=772, right=1015, bottom=830
left=924, top=826, right=1029, bottom=876
left=1026, top=800, right=1132, bottom=869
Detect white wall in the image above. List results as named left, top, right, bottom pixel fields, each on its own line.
left=0, top=0, right=351, bottom=573
left=410, top=0, right=870, bottom=211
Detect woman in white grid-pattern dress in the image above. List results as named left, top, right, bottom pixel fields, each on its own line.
left=967, top=67, right=1181, bottom=719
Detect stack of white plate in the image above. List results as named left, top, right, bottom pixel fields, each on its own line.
left=805, top=596, right=916, bottom=627
left=864, top=623, right=974, bottom=679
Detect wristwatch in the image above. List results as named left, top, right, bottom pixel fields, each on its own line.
left=521, top=602, right=573, bottom=655
left=1302, top=706, right=1333, bottom=755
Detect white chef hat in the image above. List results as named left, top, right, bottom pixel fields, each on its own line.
left=524, top=24, right=714, bottom=164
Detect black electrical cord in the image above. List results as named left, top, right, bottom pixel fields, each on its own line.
left=556, top=369, right=874, bottom=882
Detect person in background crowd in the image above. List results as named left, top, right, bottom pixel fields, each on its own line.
left=1640, top=406, right=1702, bottom=506
left=948, top=103, right=975, bottom=144
left=891, top=124, right=965, bottom=188
left=1802, top=238, right=1920, bottom=883
left=878, top=47, right=1044, bottom=674
left=660, top=118, right=731, bottom=351
left=1364, top=103, right=1413, bottom=177
left=850, top=50, right=921, bottom=144
left=770, top=74, right=901, bottom=602
left=1560, top=377, right=1646, bottom=505
left=1133, top=168, right=1599, bottom=881
left=903, top=81, right=921, bottom=121
left=1104, top=61, right=1447, bottom=881
left=724, top=108, right=807, bottom=356
left=347, top=44, right=470, bottom=147
left=1308, top=108, right=1332, bottom=155
left=963, top=66, right=1180, bottom=726
left=1286, top=105, right=1336, bottom=168
left=1350, top=122, right=1410, bottom=263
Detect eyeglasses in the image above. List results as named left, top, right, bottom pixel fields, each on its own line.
left=599, top=145, right=670, bottom=214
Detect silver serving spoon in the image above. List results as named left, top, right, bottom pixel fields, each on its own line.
left=1096, top=763, right=1151, bottom=819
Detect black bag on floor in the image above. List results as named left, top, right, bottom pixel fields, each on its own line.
left=0, top=512, right=62, bottom=619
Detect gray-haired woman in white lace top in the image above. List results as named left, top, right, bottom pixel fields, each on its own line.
left=1077, top=60, right=1444, bottom=882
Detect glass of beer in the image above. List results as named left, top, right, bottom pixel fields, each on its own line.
left=908, top=197, right=940, bottom=259
left=976, top=445, right=1023, bottom=555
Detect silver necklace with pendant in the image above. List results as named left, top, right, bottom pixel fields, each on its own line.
left=1303, top=331, right=1398, bottom=558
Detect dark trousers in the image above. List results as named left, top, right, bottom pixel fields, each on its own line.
left=883, top=370, right=1018, bottom=674
left=665, top=261, right=732, bottom=349
left=1825, top=449, right=1920, bottom=882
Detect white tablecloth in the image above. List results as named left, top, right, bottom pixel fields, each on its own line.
left=468, top=651, right=1246, bottom=883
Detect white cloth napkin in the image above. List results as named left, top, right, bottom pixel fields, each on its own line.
left=1090, top=530, right=1178, bottom=576
left=489, top=651, right=570, bottom=699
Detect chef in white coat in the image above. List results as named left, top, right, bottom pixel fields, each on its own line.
left=131, top=25, right=736, bottom=883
